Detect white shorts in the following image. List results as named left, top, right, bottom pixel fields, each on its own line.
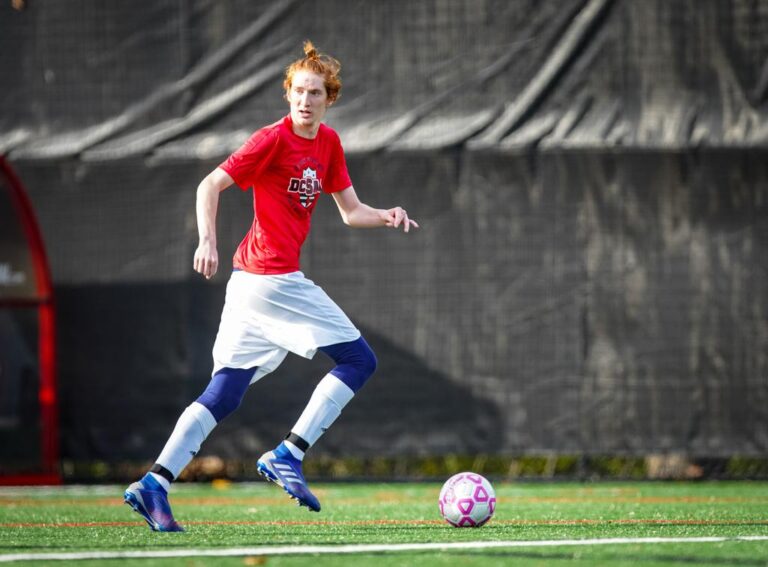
left=211, top=270, right=361, bottom=383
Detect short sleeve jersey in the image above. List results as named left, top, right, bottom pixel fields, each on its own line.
left=218, top=115, right=352, bottom=274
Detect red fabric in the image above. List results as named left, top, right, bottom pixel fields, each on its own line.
left=219, top=116, right=352, bottom=274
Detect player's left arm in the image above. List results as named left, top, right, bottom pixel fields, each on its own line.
left=331, top=186, right=419, bottom=232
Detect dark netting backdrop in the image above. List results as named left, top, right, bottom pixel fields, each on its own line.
left=1, top=0, right=767, bottom=470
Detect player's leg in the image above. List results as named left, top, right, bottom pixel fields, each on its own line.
left=124, top=366, right=256, bottom=532
left=257, top=336, right=376, bottom=512
left=287, top=335, right=377, bottom=454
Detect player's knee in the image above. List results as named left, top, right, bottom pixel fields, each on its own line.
left=356, top=338, right=377, bottom=379
left=320, top=336, right=377, bottom=393
left=212, top=389, right=245, bottom=420
left=196, top=367, right=255, bottom=422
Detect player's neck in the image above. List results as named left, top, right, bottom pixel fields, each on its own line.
left=292, top=122, right=320, bottom=139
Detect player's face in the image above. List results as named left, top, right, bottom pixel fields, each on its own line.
left=287, top=70, right=330, bottom=138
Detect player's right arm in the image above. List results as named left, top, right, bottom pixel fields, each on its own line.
left=193, top=167, right=234, bottom=279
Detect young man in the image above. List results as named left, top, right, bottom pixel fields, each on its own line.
left=124, top=41, right=418, bottom=532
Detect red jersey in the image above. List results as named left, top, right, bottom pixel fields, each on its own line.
left=219, top=116, right=352, bottom=274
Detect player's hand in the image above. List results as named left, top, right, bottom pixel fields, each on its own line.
left=384, top=207, right=419, bottom=233
left=193, top=241, right=219, bottom=279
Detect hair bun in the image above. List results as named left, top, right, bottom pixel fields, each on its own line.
left=303, top=40, right=318, bottom=60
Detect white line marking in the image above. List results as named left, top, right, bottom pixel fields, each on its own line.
left=1, top=536, right=767, bottom=562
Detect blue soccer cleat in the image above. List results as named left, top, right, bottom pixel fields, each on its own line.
left=257, top=450, right=321, bottom=512
left=123, top=474, right=185, bottom=532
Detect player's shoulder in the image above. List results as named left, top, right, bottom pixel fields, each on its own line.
left=255, top=119, right=284, bottom=141
left=240, top=120, right=282, bottom=152
left=318, top=122, right=340, bottom=137
left=318, top=122, right=342, bottom=144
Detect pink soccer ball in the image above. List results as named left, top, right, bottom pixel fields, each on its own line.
left=438, top=472, right=497, bottom=527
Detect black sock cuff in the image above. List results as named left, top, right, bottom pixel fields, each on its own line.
left=285, top=432, right=310, bottom=452
left=150, top=463, right=175, bottom=483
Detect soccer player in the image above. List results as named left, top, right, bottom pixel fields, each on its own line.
left=124, top=41, right=418, bottom=532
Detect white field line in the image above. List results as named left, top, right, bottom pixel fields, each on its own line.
left=1, top=536, right=768, bottom=562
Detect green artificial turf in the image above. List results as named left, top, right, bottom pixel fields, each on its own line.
left=1, top=481, right=767, bottom=565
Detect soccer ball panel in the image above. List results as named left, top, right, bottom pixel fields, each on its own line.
left=437, top=472, right=496, bottom=528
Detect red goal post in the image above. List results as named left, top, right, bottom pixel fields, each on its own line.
left=0, top=156, right=60, bottom=485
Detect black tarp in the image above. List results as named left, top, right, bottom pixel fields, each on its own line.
left=1, top=0, right=766, bottom=463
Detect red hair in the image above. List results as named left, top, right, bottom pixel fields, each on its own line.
left=284, top=41, right=342, bottom=103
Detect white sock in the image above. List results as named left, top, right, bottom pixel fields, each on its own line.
left=148, top=472, right=171, bottom=492
left=290, top=374, right=355, bottom=448
left=155, top=402, right=217, bottom=479
left=283, top=440, right=306, bottom=460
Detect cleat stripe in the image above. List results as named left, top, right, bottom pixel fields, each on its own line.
left=258, top=456, right=320, bottom=512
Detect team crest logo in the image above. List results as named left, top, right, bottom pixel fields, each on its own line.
left=287, top=166, right=322, bottom=208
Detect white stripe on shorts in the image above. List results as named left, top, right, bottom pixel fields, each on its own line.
left=211, top=270, right=360, bottom=382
